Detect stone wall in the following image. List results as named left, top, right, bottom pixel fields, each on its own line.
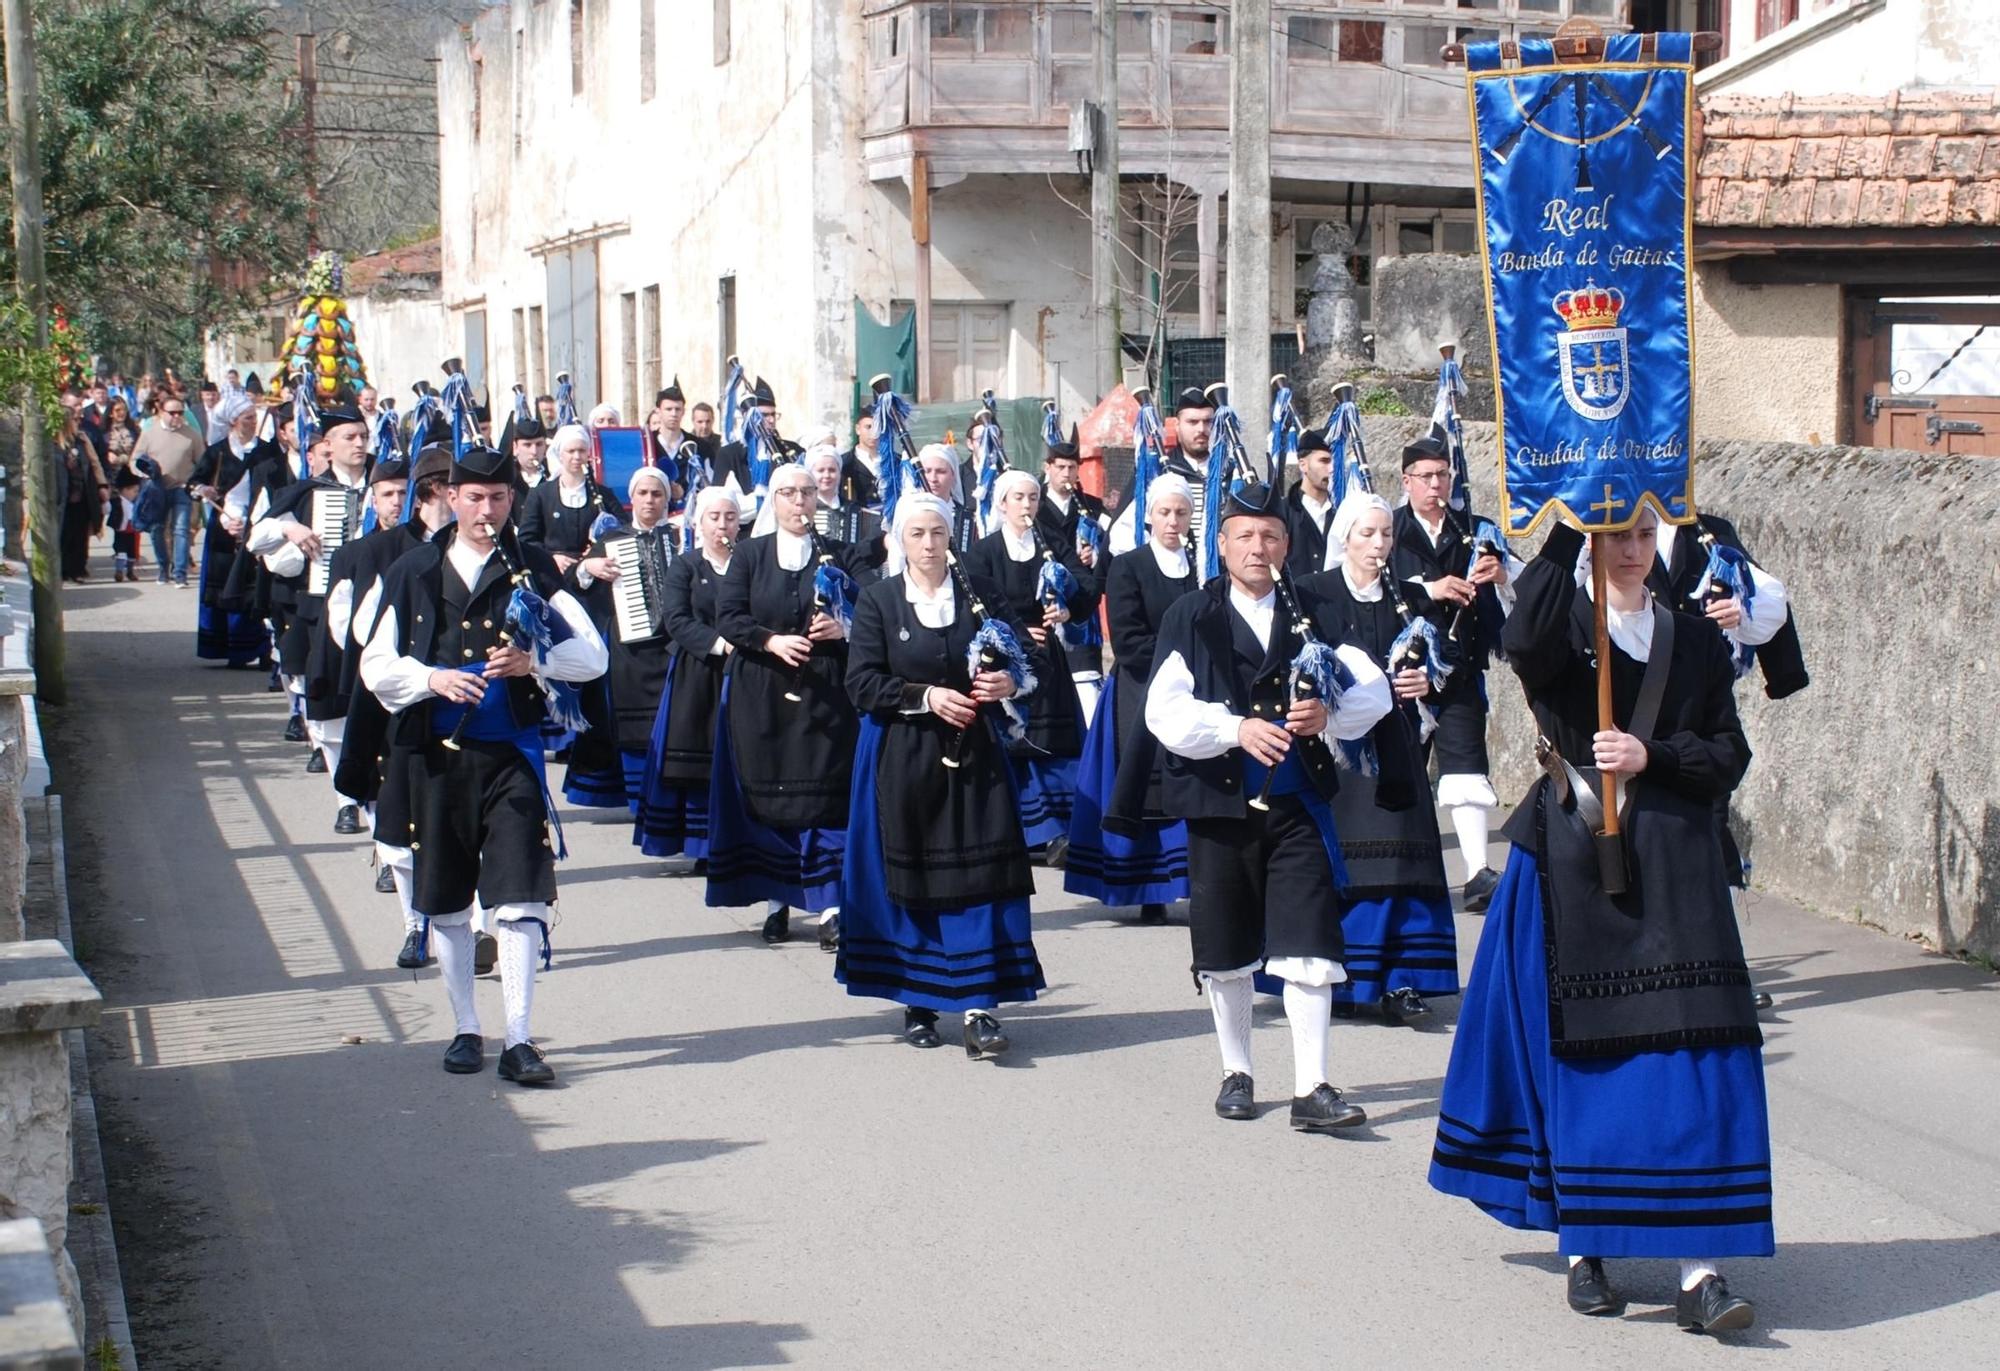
left=1372, top=254, right=1495, bottom=376
left=1354, top=417, right=2000, bottom=961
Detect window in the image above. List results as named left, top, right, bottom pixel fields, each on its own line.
left=640, top=0, right=656, bottom=102
left=1756, top=0, right=1799, bottom=37
left=546, top=244, right=601, bottom=411
left=911, top=302, right=1010, bottom=402
left=1053, top=8, right=1153, bottom=55
left=570, top=0, right=584, bottom=96
left=930, top=5, right=1032, bottom=55
left=1339, top=21, right=1385, bottom=64
left=715, top=0, right=730, bottom=66
left=512, top=308, right=528, bottom=393
left=1286, top=16, right=1334, bottom=62
left=528, top=305, right=547, bottom=396
left=870, top=12, right=905, bottom=62
left=619, top=292, right=638, bottom=420
left=641, top=286, right=661, bottom=406
left=1170, top=9, right=1228, bottom=56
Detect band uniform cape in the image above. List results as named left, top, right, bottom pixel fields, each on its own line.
left=836, top=572, right=1045, bottom=1013
left=570, top=521, right=675, bottom=754
left=713, top=529, right=878, bottom=830
left=961, top=526, right=1099, bottom=758
left=329, top=519, right=432, bottom=809
left=370, top=523, right=571, bottom=913
left=635, top=546, right=733, bottom=857
left=1101, top=543, right=1195, bottom=834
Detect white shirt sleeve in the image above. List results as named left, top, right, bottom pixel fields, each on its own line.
left=326, top=577, right=356, bottom=646
left=1731, top=561, right=1788, bottom=648
left=245, top=509, right=301, bottom=557
left=1145, top=649, right=1245, bottom=760
left=358, top=606, right=439, bottom=712
left=1328, top=644, right=1393, bottom=741
left=1108, top=502, right=1139, bottom=556
left=350, top=579, right=385, bottom=649
left=223, top=475, right=251, bottom=520
left=539, top=589, right=610, bottom=682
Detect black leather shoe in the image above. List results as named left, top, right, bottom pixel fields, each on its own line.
left=498, top=1041, right=555, bottom=1086
left=474, top=931, right=499, bottom=975
left=1289, top=1083, right=1367, bottom=1132
left=761, top=907, right=791, bottom=943
left=396, top=930, right=429, bottom=970
left=1752, top=990, right=1774, bottom=1012
left=334, top=804, right=362, bottom=834
left=903, top=1008, right=941, bottom=1049
left=1567, top=1258, right=1624, bottom=1316
left=1676, top=1275, right=1754, bottom=1334
left=1214, top=1071, right=1256, bottom=1120
left=1137, top=903, right=1168, bottom=925
left=442, top=1033, right=483, bottom=1074
left=1040, top=835, right=1069, bottom=870
left=1383, top=987, right=1432, bottom=1021
left=375, top=864, right=398, bottom=894
left=1462, top=867, right=1500, bottom=913
left=963, top=1011, right=1010, bottom=1060
left=305, top=748, right=327, bottom=774
left=283, top=715, right=306, bottom=742
left=818, top=914, right=840, bottom=952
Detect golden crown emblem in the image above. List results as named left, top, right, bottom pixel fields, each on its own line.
left=1552, top=281, right=1624, bottom=331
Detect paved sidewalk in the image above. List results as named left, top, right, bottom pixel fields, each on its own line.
left=43, top=574, right=2000, bottom=1370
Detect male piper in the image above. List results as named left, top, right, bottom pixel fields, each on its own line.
left=1392, top=434, right=1520, bottom=911
left=1110, top=387, right=1217, bottom=559
left=1282, top=430, right=1339, bottom=577
left=1035, top=423, right=1111, bottom=718
left=361, top=444, right=607, bottom=1085
left=1146, top=482, right=1395, bottom=1131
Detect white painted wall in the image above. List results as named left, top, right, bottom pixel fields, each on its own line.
left=345, top=294, right=451, bottom=403
left=1702, top=0, right=2000, bottom=97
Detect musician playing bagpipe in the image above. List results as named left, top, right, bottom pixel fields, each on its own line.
left=1034, top=417, right=1110, bottom=721
left=1300, top=493, right=1460, bottom=1024
left=913, top=444, right=983, bottom=554
left=709, top=464, right=875, bottom=949
left=635, top=486, right=743, bottom=862
left=1063, top=476, right=1196, bottom=926
left=518, top=422, right=625, bottom=573
left=837, top=493, right=1045, bottom=1058
left=359, top=443, right=609, bottom=1087
left=331, top=445, right=456, bottom=966
left=1108, top=387, right=1219, bottom=559
left=244, top=401, right=370, bottom=785
left=1144, top=481, right=1397, bottom=1133
left=565, top=467, right=679, bottom=809
left=803, top=444, right=887, bottom=569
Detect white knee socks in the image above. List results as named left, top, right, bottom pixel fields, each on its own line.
left=1205, top=973, right=1255, bottom=1077
left=1449, top=803, right=1492, bottom=883
left=1282, top=980, right=1333, bottom=1097
left=430, top=918, right=480, bottom=1035
left=496, top=919, right=539, bottom=1048
left=376, top=842, right=419, bottom=934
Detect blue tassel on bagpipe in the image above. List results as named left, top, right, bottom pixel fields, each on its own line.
left=361, top=410, right=399, bottom=534
left=969, top=616, right=1038, bottom=745
left=441, top=371, right=474, bottom=461
left=1270, top=383, right=1301, bottom=474
left=873, top=386, right=916, bottom=531
left=1466, top=516, right=1510, bottom=573
left=555, top=375, right=578, bottom=429
left=1064, top=523, right=1105, bottom=649
left=1388, top=616, right=1452, bottom=742
left=505, top=585, right=590, bottom=737
left=292, top=381, right=319, bottom=481
left=1199, top=405, right=1241, bottom=584
left=974, top=391, right=1009, bottom=529
left=398, top=393, right=440, bottom=523
left=1324, top=397, right=1373, bottom=506
left=813, top=557, right=860, bottom=633
left=1290, top=639, right=1378, bottom=777
left=589, top=511, right=624, bottom=545
left=512, top=387, right=532, bottom=425
left=744, top=410, right=778, bottom=496
left=1041, top=404, right=1063, bottom=451
left=1132, top=392, right=1165, bottom=534
left=1694, top=540, right=1759, bottom=678
left=720, top=361, right=745, bottom=447
left=1432, top=357, right=1471, bottom=516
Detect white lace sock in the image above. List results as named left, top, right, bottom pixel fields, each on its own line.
left=497, top=917, right=541, bottom=1048
left=429, top=915, right=480, bottom=1035
left=1204, top=971, right=1255, bottom=1077
left=1282, top=980, right=1333, bottom=1097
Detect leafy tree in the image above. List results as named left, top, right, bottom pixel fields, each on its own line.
left=1, top=0, right=311, bottom=373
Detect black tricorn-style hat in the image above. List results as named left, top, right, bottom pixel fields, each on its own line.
left=512, top=417, right=547, bottom=442
left=1219, top=480, right=1283, bottom=524
left=750, top=375, right=776, bottom=407
left=1298, top=430, right=1331, bottom=456
left=1175, top=386, right=1214, bottom=413
left=1045, top=423, right=1080, bottom=460
left=449, top=443, right=517, bottom=487
left=657, top=375, right=686, bottom=404
left=317, top=403, right=366, bottom=434
left=412, top=444, right=455, bottom=485
left=369, top=454, right=411, bottom=485
left=1401, top=433, right=1450, bottom=469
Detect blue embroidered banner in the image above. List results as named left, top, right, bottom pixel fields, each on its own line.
left=1466, top=33, right=1696, bottom=536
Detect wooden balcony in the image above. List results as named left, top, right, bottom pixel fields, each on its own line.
left=861, top=1, right=1629, bottom=188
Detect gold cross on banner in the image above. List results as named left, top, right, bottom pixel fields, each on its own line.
left=1576, top=344, right=1621, bottom=393
left=1589, top=484, right=1627, bottom=523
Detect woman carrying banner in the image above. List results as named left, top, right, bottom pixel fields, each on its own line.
left=1062, top=476, right=1196, bottom=924
left=1302, top=492, right=1459, bottom=1023
left=1427, top=509, right=1768, bottom=1335
left=635, top=486, right=741, bottom=864
left=962, top=468, right=1098, bottom=859
left=837, top=493, right=1044, bottom=1057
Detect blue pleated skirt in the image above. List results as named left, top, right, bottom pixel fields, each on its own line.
left=194, top=520, right=267, bottom=665
left=1428, top=848, right=1775, bottom=1259
left=837, top=718, right=1045, bottom=1012
left=1062, top=685, right=1189, bottom=907
left=561, top=746, right=635, bottom=809
left=704, top=679, right=843, bottom=912
left=634, top=676, right=709, bottom=859
left=1330, top=894, right=1461, bottom=1004
left=1012, top=754, right=1078, bottom=848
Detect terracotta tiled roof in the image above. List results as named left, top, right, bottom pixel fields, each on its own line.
left=345, top=237, right=442, bottom=294
left=1696, top=90, right=2000, bottom=230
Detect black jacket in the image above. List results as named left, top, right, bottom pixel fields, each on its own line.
left=1281, top=484, right=1335, bottom=579
left=1649, top=513, right=1809, bottom=701
left=518, top=477, right=623, bottom=561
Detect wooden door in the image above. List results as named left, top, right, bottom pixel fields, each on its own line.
left=1853, top=297, right=2000, bottom=456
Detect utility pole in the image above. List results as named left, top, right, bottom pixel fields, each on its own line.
left=1226, top=0, right=1272, bottom=468
left=1090, top=0, right=1121, bottom=400
left=4, top=0, right=66, bottom=702
left=299, top=31, right=320, bottom=250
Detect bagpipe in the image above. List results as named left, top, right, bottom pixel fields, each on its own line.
left=1426, top=347, right=1511, bottom=652
left=1129, top=386, right=1167, bottom=539
left=1248, top=564, right=1375, bottom=814
left=1270, top=374, right=1304, bottom=479
left=973, top=389, right=1011, bottom=529
left=869, top=373, right=922, bottom=531
left=441, top=521, right=589, bottom=754
left=781, top=530, right=859, bottom=704
left=1322, top=381, right=1374, bottom=506
left=1200, top=382, right=1260, bottom=583
left=555, top=371, right=579, bottom=429
left=1690, top=529, right=1759, bottom=678
left=942, top=549, right=1036, bottom=769
left=1385, top=570, right=1451, bottom=742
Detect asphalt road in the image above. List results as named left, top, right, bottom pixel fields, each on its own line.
left=44, top=570, right=2000, bottom=1370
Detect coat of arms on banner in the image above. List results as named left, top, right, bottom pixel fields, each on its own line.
left=1553, top=283, right=1628, bottom=422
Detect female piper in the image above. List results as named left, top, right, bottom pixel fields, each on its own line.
left=636, top=486, right=741, bottom=864
left=839, top=493, right=1043, bottom=1057
left=566, top=466, right=678, bottom=809
left=1063, top=476, right=1195, bottom=924
left=1428, top=509, right=1768, bottom=1335
left=518, top=423, right=621, bottom=573
left=709, top=463, right=873, bottom=949
left=963, top=468, right=1098, bottom=856
left=1303, top=493, right=1459, bottom=1022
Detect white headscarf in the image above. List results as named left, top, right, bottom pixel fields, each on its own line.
left=750, top=462, right=814, bottom=538
left=626, top=465, right=671, bottom=501
left=691, top=484, right=743, bottom=524
left=587, top=402, right=622, bottom=428
left=914, top=442, right=965, bottom=506
left=551, top=423, right=592, bottom=476
left=884, top=491, right=954, bottom=577
left=1330, top=491, right=1395, bottom=563
left=795, top=423, right=838, bottom=453
left=990, top=466, right=1041, bottom=512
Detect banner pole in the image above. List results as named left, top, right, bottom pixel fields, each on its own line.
left=1591, top=532, right=1627, bottom=894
